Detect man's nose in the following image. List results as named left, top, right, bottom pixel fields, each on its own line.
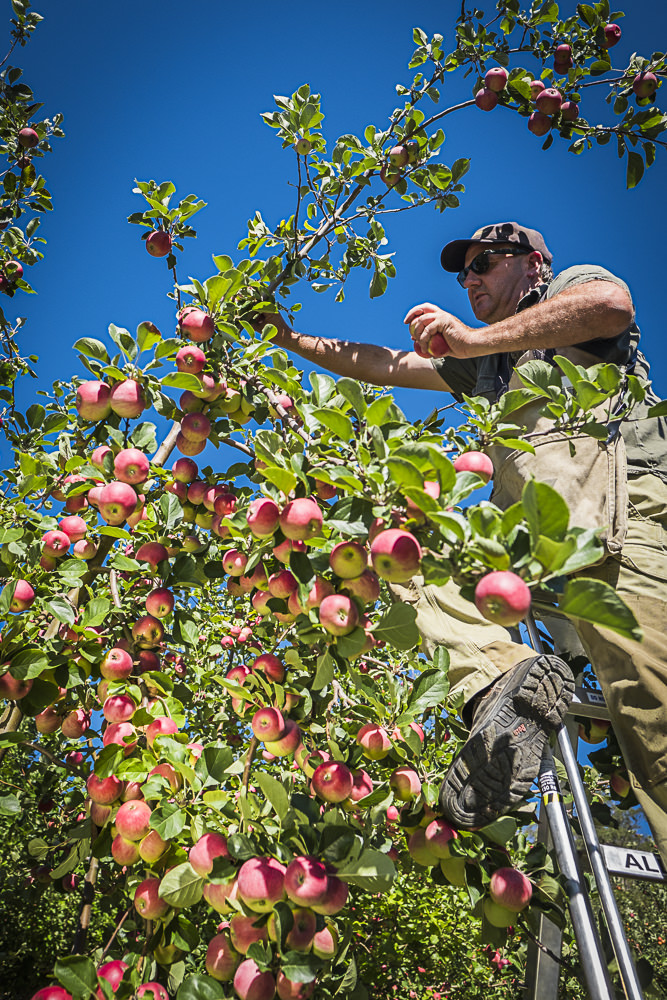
left=463, top=268, right=481, bottom=289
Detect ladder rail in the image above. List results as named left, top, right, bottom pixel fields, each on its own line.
left=525, top=612, right=645, bottom=1000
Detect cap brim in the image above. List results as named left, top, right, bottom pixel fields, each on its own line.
left=440, top=238, right=498, bottom=272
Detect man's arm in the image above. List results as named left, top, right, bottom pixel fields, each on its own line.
left=405, top=280, right=634, bottom=360
left=261, top=314, right=449, bottom=391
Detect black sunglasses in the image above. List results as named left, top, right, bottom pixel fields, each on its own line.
left=457, top=246, right=532, bottom=287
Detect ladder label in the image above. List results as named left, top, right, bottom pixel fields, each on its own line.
left=601, top=844, right=666, bottom=882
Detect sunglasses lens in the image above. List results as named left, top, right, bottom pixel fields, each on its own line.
left=458, top=252, right=490, bottom=286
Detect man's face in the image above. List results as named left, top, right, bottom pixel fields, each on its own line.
left=461, top=242, right=537, bottom=324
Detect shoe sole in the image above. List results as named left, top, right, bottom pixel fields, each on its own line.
left=439, top=654, right=574, bottom=829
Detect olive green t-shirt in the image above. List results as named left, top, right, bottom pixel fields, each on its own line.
left=431, top=264, right=667, bottom=482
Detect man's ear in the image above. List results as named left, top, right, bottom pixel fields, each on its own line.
left=526, top=250, right=543, bottom=276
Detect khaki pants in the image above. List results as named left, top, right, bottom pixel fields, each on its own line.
left=395, top=473, right=667, bottom=866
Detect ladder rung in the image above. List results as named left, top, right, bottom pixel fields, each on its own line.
left=568, top=686, right=610, bottom=721
left=600, top=844, right=666, bottom=882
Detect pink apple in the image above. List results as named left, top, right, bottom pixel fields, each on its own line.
left=475, top=87, right=498, bottom=111
left=9, top=578, right=35, bottom=612
left=247, top=497, right=280, bottom=538
left=86, top=773, right=123, bottom=805
left=474, top=570, right=531, bottom=626
left=329, top=540, right=367, bottom=579
left=264, top=719, right=302, bottom=757
left=237, top=856, right=286, bottom=912
left=34, top=705, right=61, bottom=732
left=146, top=230, right=172, bottom=257
left=97, top=481, right=138, bottom=525
left=61, top=708, right=91, bottom=739
left=96, top=960, right=129, bottom=997
left=30, top=988, right=73, bottom=1000
left=114, top=447, right=150, bottom=484
left=136, top=985, right=170, bottom=1000
left=212, top=490, right=237, bottom=516
left=633, top=71, right=658, bottom=99
left=187, top=481, right=208, bottom=505
left=76, top=380, right=112, bottom=421
left=181, top=411, right=211, bottom=442
left=268, top=569, right=297, bottom=599
left=146, top=587, right=175, bottom=618
left=276, top=972, right=314, bottom=1000
left=134, top=877, right=169, bottom=919
left=318, top=594, right=359, bottom=636
left=407, top=828, right=440, bottom=867
left=251, top=653, right=285, bottom=683
left=389, top=767, right=422, bottom=801
left=356, top=723, right=391, bottom=760
left=223, top=549, right=248, bottom=576
left=279, top=497, right=323, bottom=541
left=146, top=715, right=179, bottom=746
left=116, top=799, right=152, bottom=841
left=100, top=647, right=133, bottom=680
left=132, top=615, right=165, bottom=648
left=172, top=457, right=198, bottom=483
left=179, top=306, right=215, bottom=342
left=139, top=829, right=169, bottom=863
left=149, top=762, right=182, bottom=794
left=91, top=444, right=113, bottom=469
left=203, top=877, right=239, bottom=913
left=109, top=379, right=146, bottom=418
left=312, top=760, right=353, bottom=802
left=348, top=768, right=374, bottom=804
left=485, top=66, right=508, bottom=91
left=233, top=959, right=276, bottom=1000
left=370, top=529, right=421, bottom=583
left=528, top=111, right=551, bottom=136
left=102, top=721, right=137, bottom=753
left=190, top=831, right=230, bottom=876
left=453, top=451, right=493, bottom=482
left=111, top=832, right=141, bottom=866
left=311, top=874, right=349, bottom=915
left=251, top=706, right=286, bottom=742
left=205, top=930, right=240, bottom=982
left=176, top=344, right=206, bottom=373
left=59, top=515, right=87, bottom=542
left=560, top=100, right=579, bottom=121
left=424, top=818, right=458, bottom=859
left=536, top=87, right=562, bottom=115
left=285, top=856, right=329, bottom=907
left=135, top=541, right=169, bottom=570
left=489, top=866, right=533, bottom=912
left=229, top=913, right=269, bottom=954
left=312, top=922, right=337, bottom=958
left=272, top=538, right=307, bottom=563
left=603, top=23, right=622, bottom=47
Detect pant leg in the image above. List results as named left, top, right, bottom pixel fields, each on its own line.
left=389, top=576, right=534, bottom=706
left=569, top=473, right=667, bottom=866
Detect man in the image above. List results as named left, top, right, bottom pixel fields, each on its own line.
left=260, top=222, right=667, bottom=865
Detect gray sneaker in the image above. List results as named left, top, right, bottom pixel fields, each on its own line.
left=439, top=654, right=574, bottom=829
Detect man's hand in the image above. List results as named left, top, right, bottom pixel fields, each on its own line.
left=404, top=302, right=482, bottom=359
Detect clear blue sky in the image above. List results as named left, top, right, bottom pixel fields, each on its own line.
left=9, top=0, right=667, bottom=429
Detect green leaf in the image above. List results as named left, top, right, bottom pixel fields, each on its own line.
left=159, top=861, right=204, bottom=907
left=560, top=578, right=642, bottom=640
left=254, top=771, right=289, bottom=820
left=312, top=407, right=354, bottom=441
left=196, top=745, right=234, bottom=785
left=406, top=666, right=450, bottom=716
left=385, top=456, right=423, bottom=489
left=81, top=597, right=112, bottom=628
left=372, top=603, right=419, bottom=650
left=161, top=372, right=206, bottom=392
left=336, top=377, right=367, bottom=416
left=337, top=849, right=396, bottom=891
left=0, top=793, right=20, bottom=815
left=54, top=955, right=98, bottom=998
left=365, top=395, right=395, bottom=426
left=136, top=321, right=162, bottom=353
left=479, top=816, right=517, bottom=846
left=151, top=801, right=187, bottom=840
left=5, top=646, right=49, bottom=679
left=626, top=151, right=644, bottom=190
left=73, top=338, right=109, bottom=362
left=43, top=595, right=76, bottom=624
left=522, top=480, right=569, bottom=543
left=312, top=651, right=335, bottom=690
left=176, top=975, right=225, bottom=1000
left=647, top=399, right=667, bottom=417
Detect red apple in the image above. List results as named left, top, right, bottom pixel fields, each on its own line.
left=264, top=719, right=302, bottom=757
left=205, top=930, right=240, bottom=982
left=136, top=985, right=170, bottom=1000
left=181, top=411, right=211, bottom=442
left=102, top=721, right=137, bottom=753
left=139, top=829, right=169, bottom=863
left=146, top=587, right=175, bottom=618
left=536, top=87, right=562, bottom=115
left=484, top=66, right=508, bottom=91
left=146, top=230, right=172, bottom=257
left=179, top=306, right=215, bottom=342
left=136, top=541, right=169, bottom=571
left=111, top=832, right=140, bottom=866
left=489, top=866, right=533, bottom=912
left=190, top=831, right=230, bottom=876
left=633, top=71, right=657, bottom=99
left=276, top=972, right=315, bottom=1000
left=475, top=87, right=498, bottom=111
left=251, top=706, right=286, bottom=742
left=59, top=515, right=87, bottom=542
left=560, top=100, right=579, bottom=120
left=30, top=988, right=73, bottom=1000
left=176, top=344, right=206, bottom=373
left=76, top=380, right=112, bottom=421
left=318, top=594, right=359, bottom=636
left=9, top=578, right=34, bottom=612
left=312, top=874, right=349, bottom=915
left=115, top=799, right=152, bottom=840
left=285, top=856, right=329, bottom=907
left=528, top=111, right=551, bottom=136
left=329, top=540, right=367, bottom=579
left=424, top=818, right=458, bottom=859
left=61, top=708, right=91, bottom=739
left=18, top=126, right=39, bottom=148
left=474, top=570, right=531, bottom=626
left=97, top=481, right=138, bottom=525
left=229, top=913, right=269, bottom=954
left=114, top=447, right=150, bottom=484
left=389, top=766, right=422, bottom=801
left=237, top=856, right=287, bottom=912
left=134, top=877, right=169, bottom=919
left=370, top=528, right=421, bottom=583
left=454, top=451, right=494, bottom=482
left=279, top=498, right=323, bottom=541
left=86, top=773, right=123, bottom=805
left=96, top=960, right=129, bottom=998
left=100, top=647, right=133, bottom=680
left=342, top=569, right=380, bottom=605
left=311, top=760, right=353, bottom=802
left=251, top=653, right=285, bottom=683
left=146, top=715, right=179, bottom=746
left=109, top=379, right=146, bottom=418
left=172, top=457, right=198, bottom=483
left=610, top=770, right=631, bottom=798
left=356, top=722, right=391, bottom=760
left=603, top=23, right=622, bottom=47
left=132, top=615, right=164, bottom=648
left=233, top=959, right=276, bottom=1000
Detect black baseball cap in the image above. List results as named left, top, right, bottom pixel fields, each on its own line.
left=440, top=221, right=552, bottom=272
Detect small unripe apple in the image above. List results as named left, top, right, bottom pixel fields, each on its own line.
left=484, top=67, right=508, bottom=92
left=146, top=230, right=172, bottom=257
left=294, top=136, right=312, bottom=155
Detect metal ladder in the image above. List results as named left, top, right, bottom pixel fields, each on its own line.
left=522, top=613, right=666, bottom=1000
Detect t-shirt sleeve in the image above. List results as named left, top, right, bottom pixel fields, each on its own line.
left=546, top=264, right=635, bottom=363
left=429, top=356, right=479, bottom=401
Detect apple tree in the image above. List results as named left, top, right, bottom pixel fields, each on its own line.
left=1, top=2, right=665, bottom=999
